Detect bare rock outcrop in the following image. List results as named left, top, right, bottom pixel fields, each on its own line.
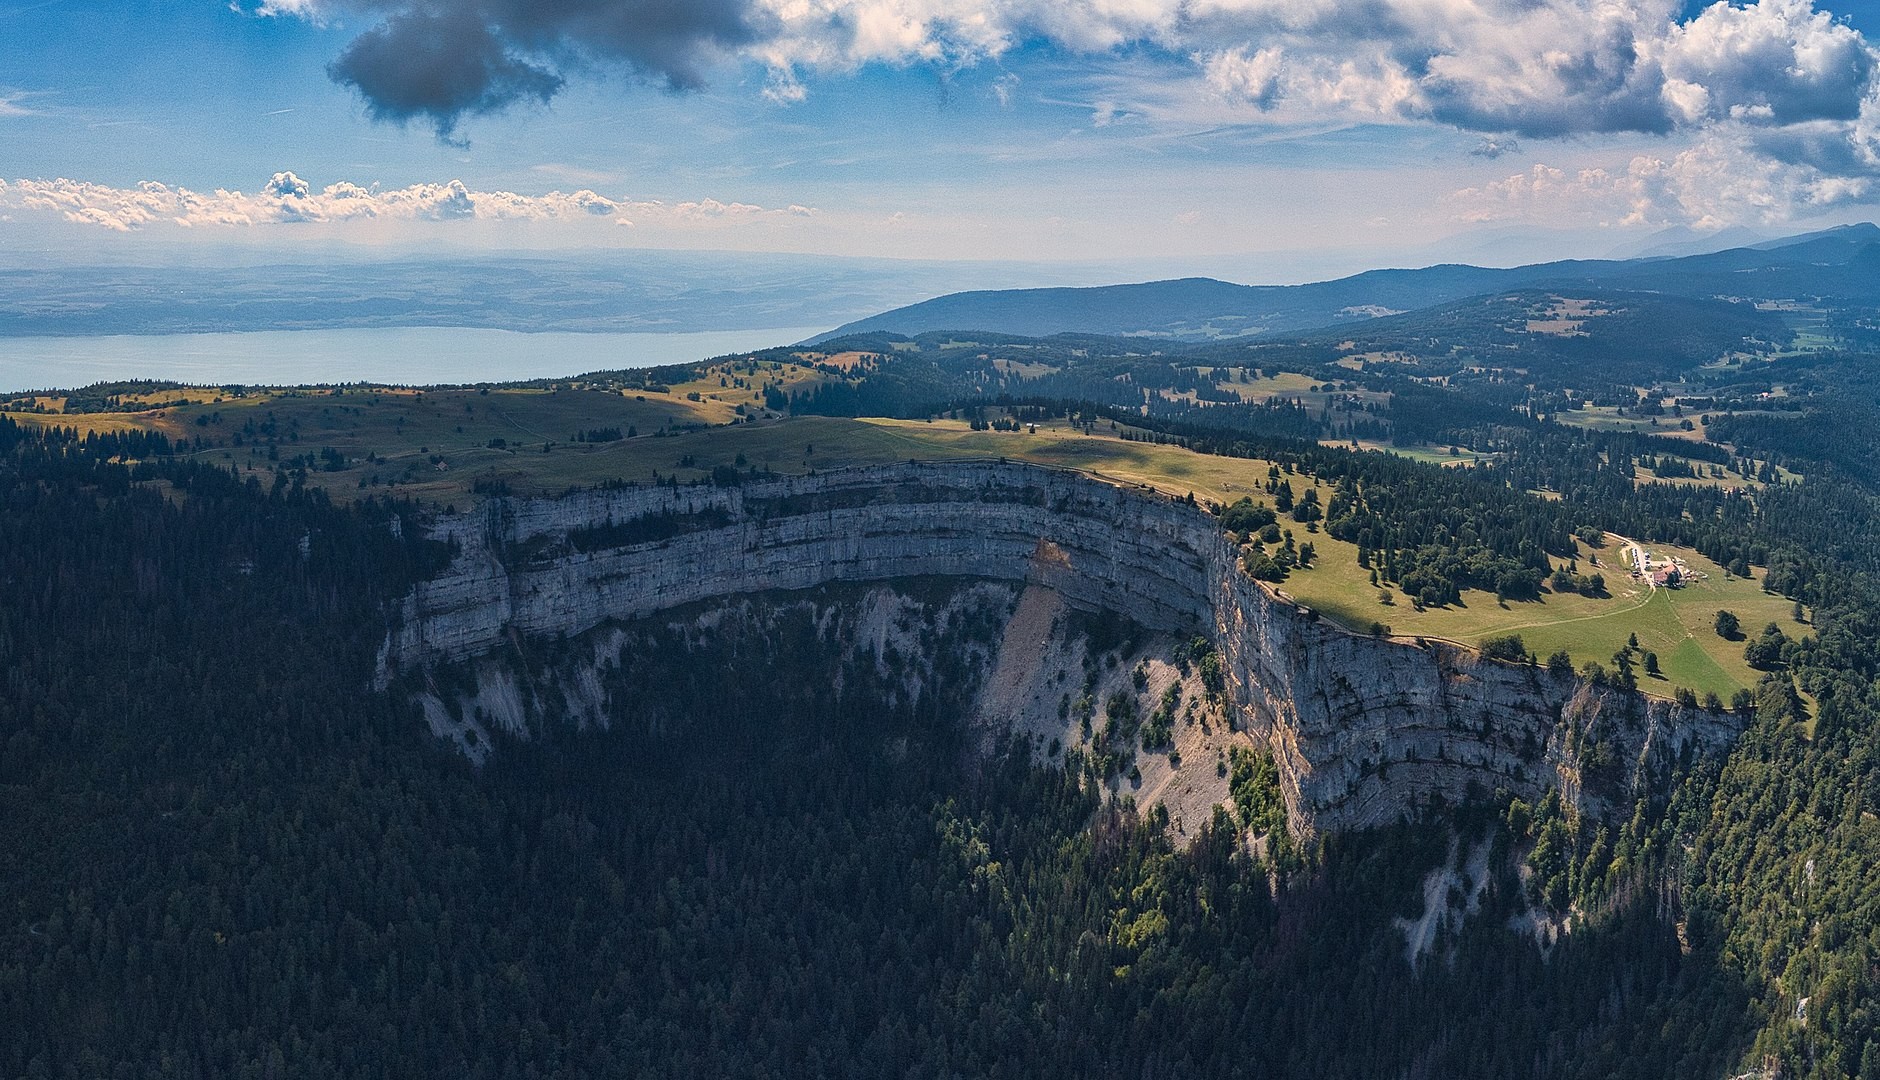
left=382, top=460, right=1739, bottom=834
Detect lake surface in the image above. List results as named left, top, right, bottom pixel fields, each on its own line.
left=0, top=325, right=831, bottom=393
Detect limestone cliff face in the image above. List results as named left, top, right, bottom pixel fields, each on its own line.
left=383, top=460, right=1738, bottom=834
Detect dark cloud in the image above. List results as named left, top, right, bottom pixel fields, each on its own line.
left=324, top=0, right=760, bottom=140
left=329, top=7, right=562, bottom=139
left=1747, top=120, right=1876, bottom=174
left=1421, top=24, right=1676, bottom=139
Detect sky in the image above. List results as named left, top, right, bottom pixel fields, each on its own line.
left=1, top=0, right=1879, bottom=281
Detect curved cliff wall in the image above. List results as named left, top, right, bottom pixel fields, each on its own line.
left=384, top=461, right=1215, bottom=666
left=384, top=460, right=1739, bottom=833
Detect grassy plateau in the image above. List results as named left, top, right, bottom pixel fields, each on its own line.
left=3, top=354, right=1802, bottom=700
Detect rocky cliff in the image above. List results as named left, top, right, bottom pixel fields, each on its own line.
left=382, top=460, right=1739, bottom=834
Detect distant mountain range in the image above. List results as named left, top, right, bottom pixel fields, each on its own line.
left=808, top=223, right=1880, bottom=344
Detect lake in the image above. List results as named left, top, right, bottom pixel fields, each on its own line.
left=0, top=325, right=832, bottom=393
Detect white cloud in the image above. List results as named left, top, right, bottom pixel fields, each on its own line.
left=762, top=66, right=810, bottom=104
left=1200, top=46, right=1284, bottom=111
left=814, top=1, right=1875, bottom=195
left=235, top=0, right=1880, bottom=229
left=0, top=174, right=817, bottom=234
left=1662, top=0, right=1872, bottom=127
left=266, top=0, right=1879, bottom=158
left=1453, top=135, right=1873, bottom=229
left=251, top=0, right=321, bottom=16
left=741, top=0, right=1875, bottom=135
left=992, top=72, right=1020, bottom=106
left=668, top=197, right=766, bottom=218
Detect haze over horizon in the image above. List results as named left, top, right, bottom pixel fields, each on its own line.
left=3, top=0, right=1879, bottom=281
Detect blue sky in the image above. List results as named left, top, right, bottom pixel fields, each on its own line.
left=2, top=0, right=1879, bottom=279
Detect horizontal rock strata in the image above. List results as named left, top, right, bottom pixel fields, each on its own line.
left=383, top=460, right=1739, bottom=833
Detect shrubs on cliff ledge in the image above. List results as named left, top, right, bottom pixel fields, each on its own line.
left=1480, top=634, right=1531, bottom=664
left=1242, top=547, right=1289, bottom=582
left=1219, top=496, right=1276, bottom=536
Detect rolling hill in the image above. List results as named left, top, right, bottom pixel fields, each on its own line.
left=809, top=223, right=1880, bottom=343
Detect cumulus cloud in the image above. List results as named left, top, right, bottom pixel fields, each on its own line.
left=253, top=0, right=1880, bottom=222
left=263, top=171, right=312, bottom=199
left=0, top=173, right=814, bottom=233
left=1182, top=0, right=1878, bottom=144
left=1453, top=136, right=1872, bottom=229
left=259, top=0, right=1876, bottom=144
left=1663, top=0, right=1873, bottom=127
left=1201, top=46, right=1284, bottom=111
left=1447, top=1, right=1880, bottom=227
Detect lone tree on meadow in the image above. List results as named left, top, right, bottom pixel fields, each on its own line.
left=1714, top=610, right=1741, bottom=640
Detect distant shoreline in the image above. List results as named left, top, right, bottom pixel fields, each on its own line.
left=0, top=325, right=830, bottom=394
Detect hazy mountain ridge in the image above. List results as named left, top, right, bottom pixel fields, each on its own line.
left=813, top=223, right=1880, bottom=343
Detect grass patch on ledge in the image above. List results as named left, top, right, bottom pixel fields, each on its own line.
left=1275, top=519, right=1801, bottom=701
